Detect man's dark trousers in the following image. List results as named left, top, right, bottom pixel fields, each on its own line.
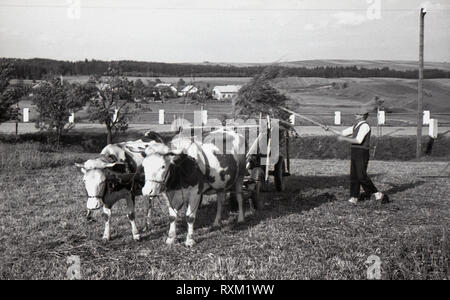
left=350, top=147, right=378, bottom=198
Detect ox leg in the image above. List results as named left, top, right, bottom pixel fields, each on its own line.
left=166, top=206, right=178, bottom=245
left=213, top=192, right=225, bottom=227
left=126, top=195, right=140, bottom=241
left=102, top=206, right=112, bottom=241
left=162, top=193, right=178, bottom=245
left=185, top=192, right=201, bottom=247
left=143, top=197, right=153, bottom=233
left=235, top=178, right=245, bottom=224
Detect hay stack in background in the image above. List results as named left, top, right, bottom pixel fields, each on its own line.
left=233, top=66, right=291, bottom=123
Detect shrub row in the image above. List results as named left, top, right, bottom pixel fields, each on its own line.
left=1, top=131, right=448, bottom=161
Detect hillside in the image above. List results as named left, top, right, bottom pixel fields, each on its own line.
left=271, top=77, right=450, bottom=116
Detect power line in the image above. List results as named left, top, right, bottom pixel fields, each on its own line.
left=0, top=4, right=449, bottom=12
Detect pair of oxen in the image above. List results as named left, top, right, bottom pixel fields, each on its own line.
left=75, top=129, right=247, bottom=246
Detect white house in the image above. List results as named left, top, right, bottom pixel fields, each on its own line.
left=178, top=85, right=199, bottom=97
left=212, top=85, right=242, bottom=100
left=155, top=83, right=178, bottom=94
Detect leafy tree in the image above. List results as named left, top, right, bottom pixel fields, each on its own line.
left=177, top=78, right=186, bottom=89
left=132, top=79, right=145, bottom=101
left=0, top=62, right=25, bottom=124
left=32, top=77, right=84, bottom=145
left=86, top=69, right=132, bottom=144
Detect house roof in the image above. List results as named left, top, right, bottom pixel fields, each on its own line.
left=213, top=85, right=242, bottom=93
left=181, top=85, right=198, bottom=93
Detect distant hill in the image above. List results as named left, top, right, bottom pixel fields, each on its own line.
left=272, top=60, right=450, bottom=72
left=202, top=60, right=450, bottom=72
left=2, top=57, right=450, bottom=79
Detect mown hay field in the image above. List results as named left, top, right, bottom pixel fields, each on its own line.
left=0, top=143, right=448, bottom=280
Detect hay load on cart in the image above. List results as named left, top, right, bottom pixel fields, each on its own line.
left=232, top=67, right=296, bottom=210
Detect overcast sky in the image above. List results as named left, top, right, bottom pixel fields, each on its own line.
left=0, top=0, right=449, bottom=63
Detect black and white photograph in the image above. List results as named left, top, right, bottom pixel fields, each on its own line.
left=0, top=0, right=449, bottom=284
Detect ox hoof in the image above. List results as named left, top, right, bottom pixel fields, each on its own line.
left=102, top=236, right=110, bottom=242
left=166, top=237, right=176, bottom=245
left=133, top=234, right=141, bottom=241
left=185, top=238, right=196, bottom=247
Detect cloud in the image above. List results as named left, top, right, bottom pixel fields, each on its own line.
left=332, top=11, right=368, bottom=26
left=304, top=20, right=330, bottom=31
left=419, top=1, right=450, bottom=10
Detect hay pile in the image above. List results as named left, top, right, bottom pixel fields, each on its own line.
left=234, top=66, right=291, bottom=123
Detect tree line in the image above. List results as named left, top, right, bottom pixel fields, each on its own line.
left=1, top=58, right=449, bottom=79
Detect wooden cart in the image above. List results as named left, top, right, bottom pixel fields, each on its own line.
left=243, top=116, right=291, bottom=210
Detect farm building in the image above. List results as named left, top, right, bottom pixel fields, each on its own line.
left=154, top=83, right=178, bottom=94
left=178, top=85, right=199, bottom=96
left=212, top=85, right=242, bottom=100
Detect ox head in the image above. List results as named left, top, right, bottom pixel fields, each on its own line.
left=141, top=143, right=185, bottom=197
left=75, top=158, right=125, bottom=211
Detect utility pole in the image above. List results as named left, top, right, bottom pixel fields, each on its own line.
left=417, top=7, right=426, bottom=159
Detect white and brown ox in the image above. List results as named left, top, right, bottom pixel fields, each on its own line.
left=140, top=129, right=246, bottom=247
left=75, top=135, right=164, bottom=241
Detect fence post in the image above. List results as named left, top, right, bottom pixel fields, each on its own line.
left=334, top=111, right=341, bottom=125
left=377, top=110, right=385, bottom=125
left=202, top=110, right=207, bottom=125
left=289, top=114, right=295, bottom=125
left=429, top=118, right=438, bottom=138
left=23, top=108, right=29, bottom=122
left=159, top=109, right=165, bottom=125
left=423, top=110, right=430, bottom=125
left=112, top=109, right=119, bottom=123
left=69, top=112, right=75, bottom=123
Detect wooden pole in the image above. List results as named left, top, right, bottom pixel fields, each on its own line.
left=265, top=116, right=271, bottom=182
left=417, top=8, right=426, bottom=159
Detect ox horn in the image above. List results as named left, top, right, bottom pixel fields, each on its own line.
left=74, top=162, right=84, bottom=168
left=103, top=161, right=126, bottom=168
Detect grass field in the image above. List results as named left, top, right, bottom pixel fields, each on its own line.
left=0, top=142, right=448, bottom=280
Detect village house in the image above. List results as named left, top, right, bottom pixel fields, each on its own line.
left=154, top=83, right=178, bottom=94
left=178, top=85, right=199, bottom=97
left=212, top=85, right=242, bottom=100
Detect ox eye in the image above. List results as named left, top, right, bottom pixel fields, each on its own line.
left=161, top=166, right=165, bottom=169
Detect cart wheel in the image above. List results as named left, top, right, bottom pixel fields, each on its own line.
left=274, top=157, right=286, bottom=192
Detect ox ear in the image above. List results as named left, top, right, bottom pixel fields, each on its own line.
left=167, top=153, right=187, bottom=166
left=75, top=163, right=86, bottom=174
left=104, top=162, right=127, bottom=173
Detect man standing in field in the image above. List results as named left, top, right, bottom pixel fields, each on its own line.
left=325, top=106, right=388, bottom=205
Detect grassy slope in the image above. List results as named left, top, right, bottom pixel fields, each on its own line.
left=0, top=145, right=448, bottom=279
left=274, top=77, right=450, bottom=114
